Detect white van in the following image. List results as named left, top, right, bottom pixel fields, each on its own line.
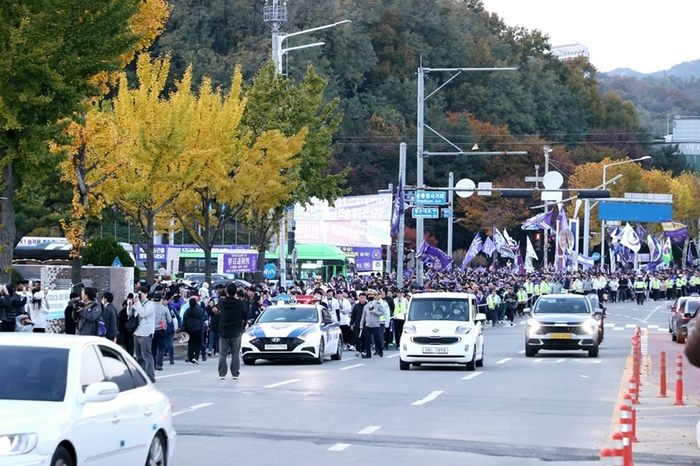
left=399, top=292, right=486, bottom=371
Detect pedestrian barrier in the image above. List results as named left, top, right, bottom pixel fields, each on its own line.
left=629, top=377, right=639, bottom=405
left=599, top=447, right=613, bottom=465
left=620, top=405, right=634, bottom=464
left=675, top=354, right=685, bottom=406
left=611, top=432, right=624, bottom=466
left=659, top=350, right=667, bottom=398
left=622, top=393, right=638, bottom=442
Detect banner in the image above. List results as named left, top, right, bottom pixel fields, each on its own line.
left=526, top=236, right=538, bottom=260
left=220, top=253, right=258, bottom=274
left=661, top=220, right=689, bottom=245
left=662, top=237, right=673, bottom=264
left=620, top=223, right=641, bottom=253
left=390, top=175, right=404, bottom=236
left=416, top=240, right=453, bottom=272
left=521, top=211, right=553, bottom=231
left=462, top=234, right=483, bottom=270
left=339, top=246, right=383, bottom=272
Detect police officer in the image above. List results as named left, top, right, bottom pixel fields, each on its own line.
left=634, top=275, right=646, bottom=305
left=392, top=289, right=408, bottom=347
left=516, top=287, right=528, bottom=317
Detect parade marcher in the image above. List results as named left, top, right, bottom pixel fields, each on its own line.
left=131, top=286, right=157, bottom=383
left=516, top=287, right=528, bottom=317
left=350, top=292, right=367, bottom=356
left=486, top=290, right=497, bottom=327
left=338, top=290, right=353, bottom=350
left=392, top=289, right=408, bottom=347
left=608, top=276, right=619, bottom=303
left=360, top=289, right=386, bottom=358
left=503, top=286, right=517, bottom=326
left=633, top=275, right=646, bottom=305
left=215, top=285, right=247, bottom=380
left=380, top=287, right=395, bottom=348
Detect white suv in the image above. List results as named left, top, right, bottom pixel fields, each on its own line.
left=399, top=293, right=486, bottom=371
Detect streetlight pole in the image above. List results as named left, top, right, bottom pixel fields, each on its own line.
left=542, top=146, right=551, bottom=268
left=600, top=156, right=651, bottom=270
left=397, top=143, right=407, bottom=284
left=447, top=172, right=454, bottom=260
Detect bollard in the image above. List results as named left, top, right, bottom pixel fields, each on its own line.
left=620, top=405, right=634, bottom=465
left=659, top=351, right=667, bottom=398
left=629, top=377, right=639, bottom=405
left=675, top=354, right=685, bottom=406
left=600, top=447, right=614, bottom=466
left=611, top=432, right=624, bottom=466
left=623, top=393, right=638, bottom=442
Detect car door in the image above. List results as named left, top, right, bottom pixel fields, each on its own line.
left=69, top=344, right=128, bottom=465
left=320, top=308, right=338, bottom=354
left=96, top=345, right=151, bottom=465
left=471, top=296, right=484, bottom=358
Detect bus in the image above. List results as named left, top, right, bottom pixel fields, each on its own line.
left=266, top=244, right=350, bottom=281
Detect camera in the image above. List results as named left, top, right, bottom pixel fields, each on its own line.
left=74, top=301, right=86, bottom=309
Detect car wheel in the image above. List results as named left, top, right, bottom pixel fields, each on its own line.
left=331, top=336, right=343, bottom=360
left=588, top=346, right=599, bottom=358
left=678, top=332, right=686, bottom=344
left=399, top=358, right=410, bottom=370
left=672, top=330, right=678, bottom=342
left=465, top=352, right=476, bottom=371
left=525, top=346, right=537, bottom=358
left=314, top=339, right=325, bottom=364
left=476, top=345, right=484, bottom=367
left=51, top=446, right=74, bottom=466
left=146, top=432, right=166, bottom=466
left=242, top=358, right=256, bottom=366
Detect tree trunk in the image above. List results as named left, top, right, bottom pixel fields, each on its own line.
left=145, top=211, right=155, bottom=285
left=71, top=257, right=83, bottom=294
left=0, top=163, right=16, bottom=283
left=204, top=246, right=213, bottom=283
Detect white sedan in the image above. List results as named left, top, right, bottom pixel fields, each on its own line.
left=0, top=334, right=176, bottom=466
left=241, top=304, right=343, bottom=364
left=399, top=293, right=486, bottom=370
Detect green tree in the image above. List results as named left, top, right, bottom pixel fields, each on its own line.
left=82, top=236, right=139, bottom=279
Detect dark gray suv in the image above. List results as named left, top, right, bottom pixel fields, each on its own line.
left=525, top=294, right=602, bottom=358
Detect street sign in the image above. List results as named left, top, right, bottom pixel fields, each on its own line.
left=263, top=263, right=277, bottom=279
left=455, top=178, right=475, bottom=198
left=592, top=252, right=601, bottom=261
left=441, top=208, right=451, bottom=218
left=290, top=220, right=296, bottom=229
left=415, top=190, right=447, bottom=205
left=477, top=182, right=492, bottom=196
left=412, top=207, right=439, bottom=219
left=111, top=257, right=123, bottom=268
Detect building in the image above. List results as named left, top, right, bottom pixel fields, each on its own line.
left=551, top=43, right=590, bottom=62
left=664, top=116, right=700, bottom=171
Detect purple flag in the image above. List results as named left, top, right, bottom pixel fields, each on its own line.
left=635, top=223, right=646, bottom=242
left=661, top=220, right=689, bottom=245
left=521, top=211, right=553, bottom=230
left=416, top=240, right=453, bottom=272
left=390, top=175, right=404, bottom=236
left=462, top=234, right=483, bottom=270
left=483, top=237, right=496, bottom=256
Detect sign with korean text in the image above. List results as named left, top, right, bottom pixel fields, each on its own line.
left=412, top=207, right=440, bottom=219
left=414, top=191, right=447, bottom=205
left=220, top=253, right=258, bottom=274
left=340, top=246, right=383, bottom=271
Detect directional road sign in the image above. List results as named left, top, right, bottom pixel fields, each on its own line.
left=263, top=263, right=277, bottom=279
left=412, top=207, right=440, bottom=219
left=415, top=190, right=447, bottom=205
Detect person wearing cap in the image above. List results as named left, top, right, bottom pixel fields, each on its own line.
left=392, top=289, right=408, bottom=347
left=360, top=289, right=386, bottom=358
left=633, top=275, right=646, bottom=305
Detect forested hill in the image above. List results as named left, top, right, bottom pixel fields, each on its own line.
left=150, top=0, right=649, bottom=201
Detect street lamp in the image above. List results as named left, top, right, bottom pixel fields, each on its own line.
left=600, top=156, right=652, bottom=269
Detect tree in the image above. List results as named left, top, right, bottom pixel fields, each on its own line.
left=170, top=67, right=307, bottom=282
left=82, top=236, right=138, bottom=279
left=0, top=0, right=153, bottom=281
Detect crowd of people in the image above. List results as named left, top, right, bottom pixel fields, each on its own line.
left=2, top=265, right=699, bottom=382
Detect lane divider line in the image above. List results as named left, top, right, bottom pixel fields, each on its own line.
left=386, top=354, right=401, bottom=359
left=462, top=372, right=483, bottom=380
left=172, top=402, right=213, bottom=417
left=495, top=358, right=512, bottom=364
left=412, top=390, right=443, bottom=406
left=358, top=426, right=381, bottom=435
left=264, top=379, right=300, bottom=389
left=339, top=364, right=365, bottom=371
left=156, top=370, right=201, bottom=380
left=328, top=443, right=351, bottom=451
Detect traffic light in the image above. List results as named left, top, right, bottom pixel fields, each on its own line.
left=577, top=189, right=611, bottom=199
left=533, top=232, right=542, bottom=251
left=499, top=189, right=532, bottom=198
left=287, top=221, right=296, bottom=253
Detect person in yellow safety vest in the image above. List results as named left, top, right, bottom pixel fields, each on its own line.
left=516, top=288, right=528, bottom=317
left=692, top=273, right=700, bottom=294
left=534, top=281, right=541, bottom=297
left=540, top=280, right=551, bottom=295
left=679, top=274, right=688, bottom=297
left=486, top=292, right=497, bottom=327
left=573, top=278, right=584, bottom=294
left=392, top=290, right=408, bottom=347
left=524, top=280, right=534, bottom=306
left=666, top=277, right=675, bottom=300
left=650, top=275, right=661, bottom=301
left=633, top=276, right=646, bottom=305
left=597, top=274, right=608, bottom=302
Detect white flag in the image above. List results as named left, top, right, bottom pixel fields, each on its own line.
left=620, top=223, right=641, bottom=253
left=526, top=236, right=538, bottom=260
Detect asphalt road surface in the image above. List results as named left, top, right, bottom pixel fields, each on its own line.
left=157, top=299, right=699, bottom=466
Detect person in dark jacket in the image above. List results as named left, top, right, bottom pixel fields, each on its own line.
left=350, top=292, right=368, bottom=355
left=63, top=293, right=79, bottom=335
left=685, top=319, right=700, bottom=368
left=2, top=284, right=27, bottom=333
left=117, top=297, right=134, bottom=355
left=0, top=285, right=13, bottom=332
left=214, top=285, right=247, bottom=379
left=182, top=297, right=204, bottom=364
left=73, top=287, right=102, bottom=336
left=100, top=292, right=119, bottom=342
left=164, top=292, right=182, bottom=365
left=246, top=294, right=264, bottom=324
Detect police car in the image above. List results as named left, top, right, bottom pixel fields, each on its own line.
left=399, top=293, right=486, bottom=371
left=241, top=304, right=343, bottom=364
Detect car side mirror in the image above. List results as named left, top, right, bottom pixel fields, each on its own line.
left=474, top=313, right=487, bottom=322
left=667, top=305, right=672, bottom=310
left=81, top=381, right=119, bottom=404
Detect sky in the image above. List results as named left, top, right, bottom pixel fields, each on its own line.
left=480, top=0, right=700, bottom=74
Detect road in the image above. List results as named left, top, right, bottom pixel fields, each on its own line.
left=155, top=299, right=700, bottom=465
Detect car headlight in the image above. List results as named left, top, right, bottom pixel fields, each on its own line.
left=581, top=319, right=597, bottom=335
left=403, top=325, right=416, bottom=334
left=455, top=325, right=472, bottom=334
left=527, top=319, right=540, bottom=332
left=0, top=433, right=38, bottom=456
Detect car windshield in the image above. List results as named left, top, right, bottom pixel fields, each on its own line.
left=257, top=307, right=319, bottom=323
left=408, top=299, right=471, bottom=321
left=533, top=297, right=590, bottom=314
left=0, top=346, right=69, bottom=402
left=685, top=301, right=700, bottom=316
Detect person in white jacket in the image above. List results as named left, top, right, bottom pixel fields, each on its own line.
left=338, top=290, right=353, bottom=350
left=29, top=290, right=49, bottom=333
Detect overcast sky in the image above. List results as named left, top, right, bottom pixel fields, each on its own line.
left=480, top=0, right=700, bottom=74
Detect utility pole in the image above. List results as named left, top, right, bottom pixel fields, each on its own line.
left=397, top=143, right=407, bottom=284
left=542, top=146, right=551, bottom=268
left=447, top=172, right=454, bottom=260
left=387, top=183, right=393, bottom=276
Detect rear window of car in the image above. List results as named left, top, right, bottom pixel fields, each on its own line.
left=0, top=346, right=69, bottom=402
left=408, top=298, right=471, bottom=321
left=686, top=301, right=700, bottom=315
left=534, top=297, right=590, bottom=314
left=258, top=307, right=319, bottom=323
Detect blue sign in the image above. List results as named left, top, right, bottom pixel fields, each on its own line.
left=592, top=252, right=601, bottom=261
left=111, top=257, right=123, bottom=267
left=412, top=207, right=440, bottom=219
left=415, top=190, right=447, bottom=205
left=290, top=220, right=296, bottom=229
left=599, top=203, right=672, bottom=223
left=441, top=208, right=451, bottom=219
left=263, top=263, right=277, bottom=279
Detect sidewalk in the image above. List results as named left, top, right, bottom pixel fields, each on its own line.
left=617, top=329, right=700, bottom=463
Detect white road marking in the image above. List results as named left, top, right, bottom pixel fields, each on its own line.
left=495, top=358, right=511, bottom=364
left=647, top=324, right=659, bottom=328
left=613, top=327, right=624, bottom=331
left=571, top=359, right=602, bottom=364
left=172, top=402, right=213, bottom=417
left=358, top=426, right=381, bottom=435
left=156, top=370, right=201, bottom=380
left=517, top=350, right=526, bottom=354
left=625, top=324, right=638, bottom=328
left=604, top=323, right=615, bottom=328
left=328, top=443, right=351, bottom=451
left=264, top=379, right=300, bottom=389
left=386, top=353, right=401, bottom=358
left=339, top=364, right=364, bottom=371
left=462, top=372, right=483, bottom=380
left=412, top=390, right=443, bottom=406
left=533, top=358, right=565, bottom=363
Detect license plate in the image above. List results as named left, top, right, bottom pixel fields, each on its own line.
left=422, top=347, right=449, bottom=354
left=264, top=344, right=287, bottom=350
left=550, top=333, right=572, bottom=339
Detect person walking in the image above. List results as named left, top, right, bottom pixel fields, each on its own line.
left=130, top=286, right=157, bottom=383
left=151, top=293, right=172, bottom=371
left=215, top=285, right=246, bottom=380
left=350, top=292, right=367, bottom=356
left=503, top=286, right=517, bottom=326
left=360, top=289, right=386, bottom=358
left=100, top=292, right=118, bottom=342
left=633, top=275, right=646, bottom=306
left=183, top=297, right=205, bottom=364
